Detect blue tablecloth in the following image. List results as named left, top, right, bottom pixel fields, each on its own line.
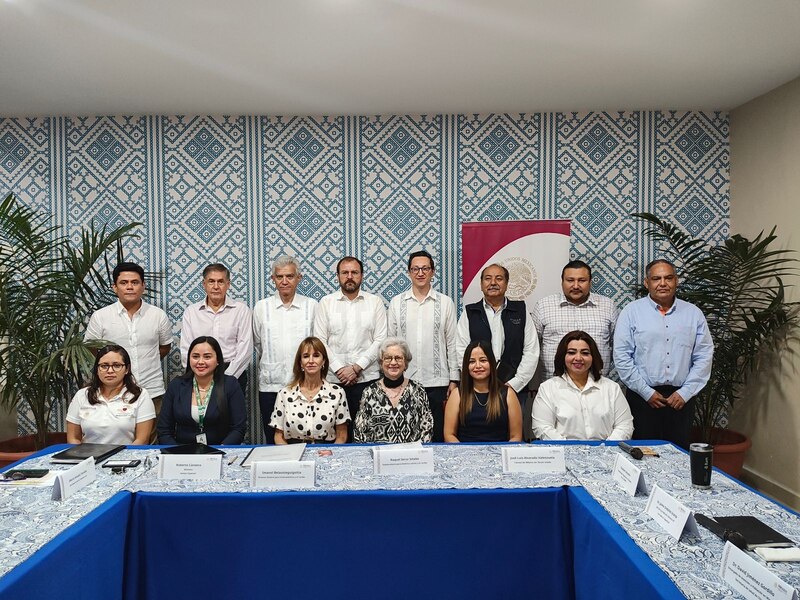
left=0, top=491, right=130, bottom=600
left=126, top=487, right=575, bottom=600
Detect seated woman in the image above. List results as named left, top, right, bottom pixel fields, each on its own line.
left=271, top=336, right=349, bottom=444
left=444, top=341, right=522, bottom=442
left=157, top=336, right=247, bottom=445
left=66, top=344, right=155, bottom=445
left=532, top=330, right=634, bottom=441
left=353, top=338, right=433, bottom=443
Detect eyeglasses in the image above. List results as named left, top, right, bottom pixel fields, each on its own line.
left=98, top=363, right=126, bottom=372
left=382, top=355, right=406, bottom=363
left=409, top=266, right=432, bottom=274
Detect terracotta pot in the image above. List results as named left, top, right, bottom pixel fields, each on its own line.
left=0, top=432, right=68, bottom=469
left=691, top=427, right=752, bottom=479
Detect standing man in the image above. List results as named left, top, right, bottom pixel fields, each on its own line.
left=613, top=259, right=714, bottom=449
left=532, top=260, right=619, bottom=380
left=180, top=263, right=252, bottom=393
left=85, top=262, right=173, bottom=413
left=388, top=250, right=459, bottom=442
left=253, top=256, right=317, bottom=443
left=456, top=263, right=539, bottom=397
left=314, top=256, right=387, bottom=436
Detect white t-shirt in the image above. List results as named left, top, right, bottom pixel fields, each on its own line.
left=66, top=386, right=156, bottom=444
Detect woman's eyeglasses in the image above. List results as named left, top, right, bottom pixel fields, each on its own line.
left=98, top=363, right=126, bottom=372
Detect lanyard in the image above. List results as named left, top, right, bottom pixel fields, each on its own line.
left=193, top=379, right=214, bottom=432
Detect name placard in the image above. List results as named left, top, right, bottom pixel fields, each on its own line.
left=250, top=460, right=315, bottom=489
left=373, top=446, right=434, bottom=475
left=501, top=446, right=566, bottom=473
left=612, top=454, right=649, bottom=496
left=644, top=484, right=699, bottom=540
left=720, top=541, right=798, bottom=600
left=52, top=456, right=96, bottom=500
left=158, top=454, right=223, bottom=480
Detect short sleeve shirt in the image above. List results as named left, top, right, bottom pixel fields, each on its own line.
left=66, top=386, right=156, bottom=444
left=270, top=381, right=350, bottom=442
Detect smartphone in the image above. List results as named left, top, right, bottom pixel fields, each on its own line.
left=3, top=469, right=49, bottom=479
left=102, top=459, right=141, bottom=468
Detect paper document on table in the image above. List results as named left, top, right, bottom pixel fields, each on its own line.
left=720, top=541, right=798, bottom=600
left=0, top=471, right=58, bottom=487
left=241, top=444, right=306, bottom=467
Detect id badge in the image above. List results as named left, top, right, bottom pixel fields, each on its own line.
left=196, top=433, right=207, bottom=444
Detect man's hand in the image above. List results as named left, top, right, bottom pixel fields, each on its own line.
left=335, top=365, right=358, bottom=386
left=647, top=391, right=668, bottom=409
left=664, top=391, right=686, bottom=410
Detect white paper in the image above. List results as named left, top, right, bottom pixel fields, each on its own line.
left=721, top=541, right=798, bottom=600
left=644, top=484, right=699, bottom=540
left=250, top=460, right=315, bottom=489
left=52, top=457, right=96, bottom=500
left=373, top=445, right=434, bottom=475
left=158, top=454, right=223, bottom=480
left=501, top=446, right=566, bottom=473
left=612, top=454, right=649, bottom=496
left=241, top=444, right=306, bottom=467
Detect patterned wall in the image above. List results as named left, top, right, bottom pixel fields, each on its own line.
left=0, top=111, right=730, bottom=441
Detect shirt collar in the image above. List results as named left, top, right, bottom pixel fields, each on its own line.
left=272, top=292, right=302, bottom=309
left=199, top=296, right=236, bottom=312
left=561, top=372, right=600, bottom=391
left=114, top=300, right=143, bottom=316
left=559, top=293, right=596, bottom=308
left=402, top=287, right=435, bottom=302
left=482, top=297, right=507, bottom=312
left=646, top=295, right=677, bottom=315
left=336, top=290, right=365, bottom=302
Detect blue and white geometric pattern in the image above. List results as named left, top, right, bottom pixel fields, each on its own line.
left=0, top=110, right=730, bottom=442
left=558, top=112, right=640, bottom=299
left=656, top=111, right=728, bottom=241
left=361, top=115, right=442, bottom=299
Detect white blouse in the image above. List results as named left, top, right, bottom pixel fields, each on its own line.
left=532, top=374, right=634, bottom=441
left=66, top=386, right=156, bottom=444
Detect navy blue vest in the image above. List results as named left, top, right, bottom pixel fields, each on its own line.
left=465, top=299, right=526, bottom=383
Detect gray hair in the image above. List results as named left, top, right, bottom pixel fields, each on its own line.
left=272, top=255, right=302, bottom=277
left=380, top=337, right=412, bottom=363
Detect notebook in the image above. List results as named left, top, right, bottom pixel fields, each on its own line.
left=50, top=443, right=125, bottom=464
left=714, top=516, right=796, bottom=549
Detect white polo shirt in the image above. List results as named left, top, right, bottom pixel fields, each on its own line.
left=85, top=301, right=173, bottom=397
left=66, top=386, right=156, bottom=444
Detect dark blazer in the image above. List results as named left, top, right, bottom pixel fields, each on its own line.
left=156, top=375, right=247, bottom=445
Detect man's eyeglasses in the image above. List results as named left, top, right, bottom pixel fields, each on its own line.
left=409, top=266, right=432, bottom=274
left=98, top=363, right=126, bottom=372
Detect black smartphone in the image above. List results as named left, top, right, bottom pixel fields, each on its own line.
left=3, top=469, right=50, bottom=479
left=102, top=459, right=141, bottom=468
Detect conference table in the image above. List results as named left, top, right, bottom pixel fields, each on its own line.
left=1, top=441, right=798, bottom=600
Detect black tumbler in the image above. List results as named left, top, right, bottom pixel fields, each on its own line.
left=689, top=443, right=713, bottom=489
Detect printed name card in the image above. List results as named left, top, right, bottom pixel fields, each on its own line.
left=644, top=484, right=699, bottom=540
left=501, top=446, right=566, bottom=473
left=250, top=460, right=316, bottom=489
left=720, top=541, right=798, bottom=600
left=52, top=456, right=96, bottom=500
left=373, top=446, right=434, bottom=475
left=158, top=454, right=223, bottom=480
left=612, top=454, right=649, bottom=496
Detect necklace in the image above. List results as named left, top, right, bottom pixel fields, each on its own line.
left=381, top=379, right=407, bottom=405
left=300, top=382, right=322, bottom=401
left=474, top=392, right=489, bottom=407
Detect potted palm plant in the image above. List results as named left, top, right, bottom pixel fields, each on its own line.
left=0, top=192, right=139, bottom=463
left=635, top=212, right=799, bottom=476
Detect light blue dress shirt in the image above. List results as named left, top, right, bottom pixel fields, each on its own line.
left=613, top=296, right=714, bottom=401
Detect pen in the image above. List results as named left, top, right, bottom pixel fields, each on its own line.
left=228, top=455, right=238, bottom=466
